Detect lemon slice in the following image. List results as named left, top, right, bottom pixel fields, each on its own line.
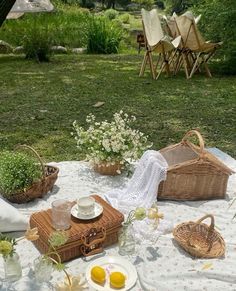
left=91, top=266, right=106, bottom=285
left=110, top=271, right=126, bottom=289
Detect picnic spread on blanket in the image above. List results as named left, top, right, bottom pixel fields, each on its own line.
left=0, top=129, right=235, bottom=291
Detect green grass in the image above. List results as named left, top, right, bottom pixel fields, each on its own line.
left=0, top=54, right=235, bottom=161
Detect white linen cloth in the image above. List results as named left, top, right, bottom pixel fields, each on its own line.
left=104, top=150, right=168, bottom=213
left=104, top=150, right=173, bottom=243
left=0, top=148, right=236, bottom=291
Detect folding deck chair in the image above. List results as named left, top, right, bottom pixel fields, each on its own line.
left=139, top=8, right=181, bottom=80
left=163, top=12, right=203, bottom=78
left=175, top=13, right=222, bottom=78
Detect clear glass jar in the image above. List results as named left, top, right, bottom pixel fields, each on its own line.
left=34, top=256, right=53, bottom=283
left=118, top=222, right=135, bottom=256
left=4, top=252, right=22, bottom=282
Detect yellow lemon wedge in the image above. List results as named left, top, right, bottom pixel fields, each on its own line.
left=110, top=271, right=126, bottom=289
left=91, top=266, right=106, bottom=285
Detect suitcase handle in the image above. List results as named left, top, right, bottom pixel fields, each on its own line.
left=80, top=227, right=106, bottom=257
left=182, top=129, right=205, bottom=157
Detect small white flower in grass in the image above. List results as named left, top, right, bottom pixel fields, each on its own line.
left=116, top=169, right=121, bottom=174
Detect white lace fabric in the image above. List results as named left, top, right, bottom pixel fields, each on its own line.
left=104, top=150, right=172, bottom=241
left=105, top=150, right=168, bottom=214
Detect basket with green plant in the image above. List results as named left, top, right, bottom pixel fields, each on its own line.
left=0, top=145, right=59, bottom=204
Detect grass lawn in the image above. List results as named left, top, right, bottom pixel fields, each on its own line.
left=0, top=54, right=235, bottom=161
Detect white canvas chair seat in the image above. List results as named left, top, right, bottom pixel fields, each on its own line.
left=174, top=13, right=222, bottom=78
left=139, top=8, right=181, bottom=79
left=191, top=41, right=222, bottom=53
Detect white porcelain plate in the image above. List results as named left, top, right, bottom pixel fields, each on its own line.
left=71, top=202, right=103, bottom=220
left=85, top=256, right=137, bottom=291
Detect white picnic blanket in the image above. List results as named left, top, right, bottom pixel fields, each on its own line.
left=0, top=148, right=236, bottom=291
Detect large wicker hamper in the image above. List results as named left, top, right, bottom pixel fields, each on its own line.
left=158, top=130, right=234, bottom=201
left=30, top=195, right=124, bottom=262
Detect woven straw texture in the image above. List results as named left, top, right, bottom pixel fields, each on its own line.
left=173, top=214, right=225, bottom=258
left=158, top=130, right=234, bottom=200
left=30, top=195, right=124, bottom=262
left=93, top=162, right=122, bottom=176
left=6, top=145, right=59, bottom=204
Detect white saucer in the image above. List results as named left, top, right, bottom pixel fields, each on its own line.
left=71, top=202, right=103, bottom=220
left=85, top=255, right=137, bottom=291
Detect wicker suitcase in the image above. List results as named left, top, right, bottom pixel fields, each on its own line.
left=158, top=130, right=234, bottom=201
left=30, top=195, right=124, bottom=262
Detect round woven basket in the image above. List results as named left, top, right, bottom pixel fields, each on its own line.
left=93, top=162, right=122, bottom=176
left=173, top=214, right=225, bottom=258
left=5, top=145, right=59, bottom=204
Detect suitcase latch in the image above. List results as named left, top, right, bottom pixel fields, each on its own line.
left=80, top=227, right=106, bottom=257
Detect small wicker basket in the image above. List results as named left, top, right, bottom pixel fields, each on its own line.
left=5, top=145, right=59, bottom=204
left=93, top=162, right=122, bottom=176
left=173, top=214, right=225, bottom=258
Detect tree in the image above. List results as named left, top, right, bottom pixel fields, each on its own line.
left=164, top=0, right=196, bottom=15
left=194, top=0, right=236, bottom=74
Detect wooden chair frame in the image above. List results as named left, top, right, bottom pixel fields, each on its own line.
left=174, top=16, right=221, bottom=79
left=139, top=13, right=180, bottom=80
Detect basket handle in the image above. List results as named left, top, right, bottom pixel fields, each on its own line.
left=188, top=214, right=215, bottom=250
left=16, top=145, right=46, bottom=178
left=181, top=130, right=205, bottom=156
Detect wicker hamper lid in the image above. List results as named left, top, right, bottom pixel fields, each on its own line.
left=173, top=214, right=225, bottom=258
left=160, top=130, right=234, bottom=175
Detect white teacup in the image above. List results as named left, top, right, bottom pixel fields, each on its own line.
left=77, top=196, right=95, bottom=216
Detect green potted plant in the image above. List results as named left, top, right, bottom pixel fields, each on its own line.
left=0, top=146, right=59, bottom=204
left=72, top=111, right=152, bottom=175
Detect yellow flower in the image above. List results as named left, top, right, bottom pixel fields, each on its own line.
left=25, top=228, right=39, bottom=241
left=147, top=206, right=164, bottom=229
left=56, top=274, right=87, bottom=291
left=0, top=241, right=13, bottom=257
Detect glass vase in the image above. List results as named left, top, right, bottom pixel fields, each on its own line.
left=4, top=252, right=22, bottom=282
left=118, top=222, right=135, bottom=256
left=34, top=256, right=53, bottom=283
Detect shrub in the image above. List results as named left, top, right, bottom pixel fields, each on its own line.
left=87, top=16, right=123, bottom=54
left=112, top=18, right=123, bottom=29
left=22, top=19, right=52, bottom=62
left=194, top=0, right=236, bottom=74
left=164, top=0, right=197, bottom=15
left=104, top=8, right=119, bottom=20
left=119, top=13, right=130, bottom=24
left=131, top=0, right=154, bottom=9
left=0, top=151, right=42, bottom=197
left=0, top=7, right=90, bottom=50
left=79, top=0, right=95, bottom=9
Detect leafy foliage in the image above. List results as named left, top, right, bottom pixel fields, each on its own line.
left=164, top=0, right=197, bottom=14
left=194, top=0, right=236, bottom=74
left=0, top=151, right=42, bottom=197
left=22, top=19, right=53, bottom=62
left=0, top=234, right=16, bottom=258
left=104, top=8, right=119, bottom=20
left=0, top=7, right=90, bottom=49
left=132, top=0, right=154, bottom=9
left=119, top=13, right=131, bottom=24
left=87, top=16, right=123, bottom=54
